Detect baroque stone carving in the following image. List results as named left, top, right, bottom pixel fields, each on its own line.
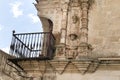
left=69, top=34, right=77, bottom=40
left=72, top=15, right=78, bottom=24
left=65, top=34, right=78, bottom=59
left=66, top=46, right=78, bottom=59
left=55, top=44, right=66, bottom=59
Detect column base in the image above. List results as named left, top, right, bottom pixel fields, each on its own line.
left=54, top=43, right=66, bottom=60
left=77, top=42, right=93, bottom=58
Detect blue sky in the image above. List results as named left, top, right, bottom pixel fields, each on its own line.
left=0, top=0, right=42, bottom=53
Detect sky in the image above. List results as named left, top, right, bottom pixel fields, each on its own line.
left=0, top=0, right=42, bottom=53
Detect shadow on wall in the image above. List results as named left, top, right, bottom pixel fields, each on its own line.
left=40, top=17, right=53, bottom=32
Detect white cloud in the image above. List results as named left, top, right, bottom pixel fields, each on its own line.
left=0, top=26, right=2, bottom=31
left=1, top=47, right=9, bottom=53
left=0, top=24, right=4, bottom=31
left=28, top=13, right=40, bottom=23
left=10, top=1, right=23, bottom=18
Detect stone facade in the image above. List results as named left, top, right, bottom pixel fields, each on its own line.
left=35, top=0, right=120, bottom=58
left=33, top=0, right=120, bottom=80
left=88, top=0, right=120, bottom=57
left=35, top=0, right=94, bottom=59
left=0, top=0, right=120, bottom=80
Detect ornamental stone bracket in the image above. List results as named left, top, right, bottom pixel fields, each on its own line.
left=8, top=57, right=120, bottom=77
left=55, top=43, right=93, bottom=60
left=13, top=59, right=100, bottom=76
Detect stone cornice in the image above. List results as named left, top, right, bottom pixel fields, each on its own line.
left=8, top=57, right=120, bottom=77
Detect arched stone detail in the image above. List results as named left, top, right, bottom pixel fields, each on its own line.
left=39, top=17, right=53, bottom=32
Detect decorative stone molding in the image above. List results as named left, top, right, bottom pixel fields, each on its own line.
left=14, top=58, right=120, bottom=76
left=77, top=42, right=93, bottom=58
left=65, top=46, right=78, bottom=59
left=55, top=44, right=66, bottom=59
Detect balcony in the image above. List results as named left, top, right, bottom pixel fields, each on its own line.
left=9, top=31, right=55, bottom=60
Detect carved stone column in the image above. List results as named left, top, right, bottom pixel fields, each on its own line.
left=55, top=1, right=70, bottom=59
left=80, top=0, right=89, bottom=43
left=78, top=0, right=92, bottom=58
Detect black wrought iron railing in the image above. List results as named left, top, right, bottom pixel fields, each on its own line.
left=10, top=31, right=55, bottom=59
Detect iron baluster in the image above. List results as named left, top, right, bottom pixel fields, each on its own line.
left=22, top=34, right=25, bottom=57
left=39, top=33, right=42, bottom=55
left=27, top=34, right=30, bottom=57
left=9, top=31, right=55, bottom=59
left=30, top=34, right=34, bottom=57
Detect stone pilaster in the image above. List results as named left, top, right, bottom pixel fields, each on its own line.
left=78, top=0, right=92, bottom=57
left=55, top=1, right=70, bottom=59
left=60, top=1, right=70, bottom=44
left=80, top=0, right=89, bottom=43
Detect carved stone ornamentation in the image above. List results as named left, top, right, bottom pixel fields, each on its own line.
left=65, top=34, right=78, bottom=59
left=55, top=44, right=66, bottom=59
left=78, top=0, right=92, bottom=57
left=66, top=45, right=78, bottom=59
left=72, top=15, right=78, bottom=24
left=70, top=34, right=77, bottom=39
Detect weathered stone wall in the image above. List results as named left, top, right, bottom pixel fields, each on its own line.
left=56, top=70, right=120, bottom=80
left=33, top=1, right=120, bottom=80
left=88, top=0, right=120, bottom=56
left=35, top=0, right=120, bottom=57
left=0, top=50, right=26, bottom=80
left=24, top=65, right=120, bottom=80
left=1, top=0, right=119, bottom=80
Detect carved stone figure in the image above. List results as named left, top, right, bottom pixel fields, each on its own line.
left=66, top=34, right=78, bottom=59
left=72, top=15, right=78, bottom=24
